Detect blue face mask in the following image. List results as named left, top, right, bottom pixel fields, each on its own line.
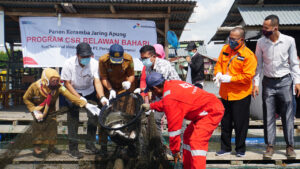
left=142, top=58, right=153, bottom=68
left=80, top=57, right=91, bottom=66
left=229, top=39, right=239, bottom=50
left=188, top=51, right=195, bottom=57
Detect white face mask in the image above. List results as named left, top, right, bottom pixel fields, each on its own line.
left=142, top=58, right=153, bottom=68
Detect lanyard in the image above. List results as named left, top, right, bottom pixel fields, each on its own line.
left=226, top=53, right=238, bottom=73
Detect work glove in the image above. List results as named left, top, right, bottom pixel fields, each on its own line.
left=80, top=96, right=87, bottom=103
left=100, top=96, right=110, bottom=106
left=133, top=88, right=141, bottom=94
left=33, top=110, right=43, bottom=122
left=145, top=110, right=151, bottom=115
left=213, top=72, right=222, bottom=87
left=122, top=81, right=131, bottom=90
left=220, top=74, right=232, bottom=83
left=109, top=89, right=116, bottom=100
left=85, top=103, right=100, bottom=116
left=141, top=103, right=150, bottom=111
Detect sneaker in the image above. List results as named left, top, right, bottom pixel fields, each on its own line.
left=236, top=152, right=245, bottom=157
left=263, top=145, right=274, bottom=158
left=68, top=150, right=83, bottom=159
left=48, top=147, right=62, bottom=155
left=286, top=145, right=296, bottom=158
left=216, top=150, right=231, bottom=156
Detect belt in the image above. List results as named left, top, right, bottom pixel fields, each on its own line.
left=264, top=73, right=290, bottom=80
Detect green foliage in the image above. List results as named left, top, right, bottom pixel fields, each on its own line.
left=0, top=51, right=8, bottom=68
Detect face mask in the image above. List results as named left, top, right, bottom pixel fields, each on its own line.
left=262, top=29, right=273, bottom=38
left=142, top=58, right=153, bottom=68
left=188, top=51, right=195, bottom=57
left=229, top=39, right=241, bottom=50
left=80, top=57, right=91, bottom=66
left=48, top=84, right=59, bottom=90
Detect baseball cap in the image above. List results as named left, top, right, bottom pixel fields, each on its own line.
left=109, top=44, right=124, bottom=64
left=76, top=43, right=93, bottom=57
left=186, top=42, right=197, bottom=51
left=144, top=72, right=165, bottom=93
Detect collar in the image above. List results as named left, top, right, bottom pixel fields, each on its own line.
left=265, top=31, right=283, bottom=44
left=75, top=57, right=80, bottom=66
left=153, top=57, right=161, bottom=70
left=236, top=43, right=246, bottom=54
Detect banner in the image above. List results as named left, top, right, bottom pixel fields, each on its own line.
left=19, top=17, right=157, bottom=70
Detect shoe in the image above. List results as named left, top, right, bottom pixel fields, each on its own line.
left=216, top=150, right=231, bottom=156
left=48, top=147, right=62, bottom=155
left=236, top=152, right=245, bottom=157
left=68, top=150, right=83, bottom=159
left=286, top=145, right=296, bottom=158
left=85, top=145, right=101, bottom=155
left=32, top=151, right=45, bottom=158
left=263, top=145, right=274, bottom=158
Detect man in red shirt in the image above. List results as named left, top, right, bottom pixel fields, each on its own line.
left=142, top=72, right=224, bottom=169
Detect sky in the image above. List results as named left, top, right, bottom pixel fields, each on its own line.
left=180, top=0, right=235, bottom=58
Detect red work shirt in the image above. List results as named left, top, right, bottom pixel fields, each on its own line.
left=150, top=80, right=224, bottom=154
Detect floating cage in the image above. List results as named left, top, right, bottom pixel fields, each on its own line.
left=99, top=92, right=143, bottom=146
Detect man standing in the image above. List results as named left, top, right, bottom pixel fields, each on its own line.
left=252, top=15, right=300, bottom=158
left=185, top=42, right=205, bottom=89
left=99, top=44, right=135, bottom=98
left=214, top=27, right=257, bottom=157
left=61, top=42, right=109, bottom=159
left=139, top=45, right=180, bottom=82
left=142, top=72, right=224, bottom=169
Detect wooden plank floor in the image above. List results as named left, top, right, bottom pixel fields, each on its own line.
left=6, top=149, right=300, bottom=162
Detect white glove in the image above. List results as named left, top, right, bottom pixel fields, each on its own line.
left=100, top=96, right=110, bottom=106
left=220, top=75, right=232, bottom=83
left=33, top=110, right=43, bottom=122
left=141, top=103, right=150, bottom=111
left=109, top=89, right=116, bottom=100
left=80, top=96, right=87, bottom=103
left=85, top=103, right=100, bottom=116
left=145, top=110, right=151, bottom=115
left=122, top=81, right=131, bottom=90
left=213, top=72, right=222, bottom=87
left=134, top=88, right=141, bottom=94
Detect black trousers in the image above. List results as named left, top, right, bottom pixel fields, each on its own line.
left=67, top=91, right=99, bottom=151
left=220, top=95, right=251, bottom=153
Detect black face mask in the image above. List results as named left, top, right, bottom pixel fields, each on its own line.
left=262, top=30, right=273, bottom=38
left=48, top=84, right=59, bottom=90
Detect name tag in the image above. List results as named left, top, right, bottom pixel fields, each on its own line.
left=237, top=56, right=245, bottom=61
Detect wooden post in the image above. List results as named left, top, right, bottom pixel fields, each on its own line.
left=164, top=18, right=169, bottom=59
left=55, top=67, right=59, bottom=111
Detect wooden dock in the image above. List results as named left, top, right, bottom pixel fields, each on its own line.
left=1, top=106, right=300, bottom=168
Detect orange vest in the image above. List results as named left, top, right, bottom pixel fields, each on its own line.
left=214, top=44, right=257, bottom=101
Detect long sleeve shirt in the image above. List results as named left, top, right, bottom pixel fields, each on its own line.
left=214, top=44, right=257, bottom=101
left=150, top=80, right=224, bottom=154
left=253, top=32, right=300, bottom=86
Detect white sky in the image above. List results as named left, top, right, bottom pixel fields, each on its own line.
left=180, top=0, right=235, bottom=58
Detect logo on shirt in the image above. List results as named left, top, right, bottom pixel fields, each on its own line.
left=237, top=56, right=245, bottom=61
left=179, top=83, right=193, bottom=88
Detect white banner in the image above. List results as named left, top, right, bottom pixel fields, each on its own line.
left=19, top=17, right=157, bottom=70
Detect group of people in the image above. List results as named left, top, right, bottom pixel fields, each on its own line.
left=22, top=14, right=299, bottom=169
left=214, top=14, right=300, bottom=160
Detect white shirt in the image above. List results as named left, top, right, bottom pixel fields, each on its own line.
left=61, top=56, right=100, bottom=96
left=146, top=57, right=181, bottom=81
left=254, top=33, right=300, bottom=86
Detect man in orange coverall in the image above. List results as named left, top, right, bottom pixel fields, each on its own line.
left=142, top=72, right=224, bottom=169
